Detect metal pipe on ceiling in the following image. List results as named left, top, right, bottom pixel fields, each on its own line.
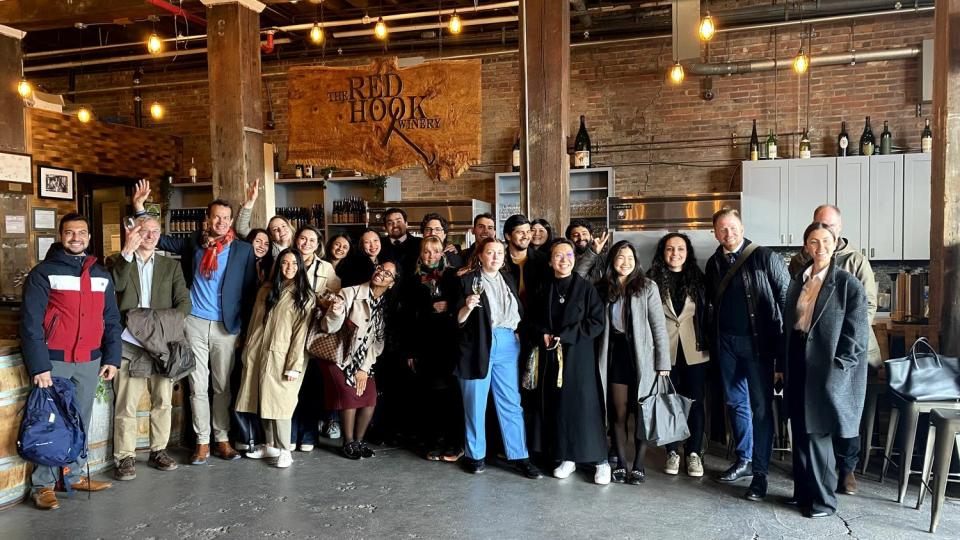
left=332, top=16, right=518, bottom=38
left=688, top=46, right=921, bottom=76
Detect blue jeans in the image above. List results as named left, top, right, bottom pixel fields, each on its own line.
left=459, top=328, right=529, bottom=461
left=716, top=333, right=774, bottom=475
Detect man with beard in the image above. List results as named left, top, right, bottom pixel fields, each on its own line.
left=132, top=179, right=257, bottom=466
left=461, top=213, right=497, bottom=263
left=383, top=208, right=420, bottom=276
left=21, top=213, right=122, bottom=510
left=502, top=214, right=549, bottom=308
left=567, top=218, right=610, bottom=284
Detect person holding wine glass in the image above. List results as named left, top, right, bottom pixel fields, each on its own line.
left=453, top=237, right=542, bottom=479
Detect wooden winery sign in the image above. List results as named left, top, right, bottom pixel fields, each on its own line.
left=286, top=57, right=482, bottom=181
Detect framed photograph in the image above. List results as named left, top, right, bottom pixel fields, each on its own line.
left=37, top=165, right=75, bottom=201
left=36, top=235, right=56, bottom=261
left=0, top=151, right=32, bottom=184
left=32, top=207, right=57, bottom=231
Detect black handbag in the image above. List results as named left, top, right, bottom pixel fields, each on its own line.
left=885, top=337, right=960, bottom=402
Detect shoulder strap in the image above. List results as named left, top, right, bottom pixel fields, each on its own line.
left=713, top=243, right=759, bottom=307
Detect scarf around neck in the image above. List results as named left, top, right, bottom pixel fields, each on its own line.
left=199, top=228, right=236, bottom=279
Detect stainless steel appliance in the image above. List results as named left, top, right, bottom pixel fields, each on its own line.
left=367, top=199, right=492, bottom=248
left=890, top=270, right=929, bottom=323
left=607, top=193, right=741, bottom=271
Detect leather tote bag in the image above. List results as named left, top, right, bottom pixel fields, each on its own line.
left=886, top=337, right=960, bottom=402
left=637, top=375, right=693, bottom=447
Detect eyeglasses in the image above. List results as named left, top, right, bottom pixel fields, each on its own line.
left=374, top=265, right=395, bottom=279
left=552, top=252, right=576, bottom=261
left=422, top=227, right=444, bottom=234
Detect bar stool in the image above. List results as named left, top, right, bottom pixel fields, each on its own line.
left=917, top=409, right=960, bottom=534
left=881, top=392, right=960, bottom=504
left=859, top=380, right=889, bottom=475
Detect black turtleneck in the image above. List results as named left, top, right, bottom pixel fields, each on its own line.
left=665, top=271, right=686, bottom=315
left=551, top=273, right=575, bottom=329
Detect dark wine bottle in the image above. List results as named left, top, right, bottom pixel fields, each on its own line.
left=573, top=115, right=591, bottom=168
left=880, top=121, right=892, bottom=155
left=859, top=116, right=875, bottom=156
left=799, top=129, right=811, bottom=159
left=749, top=119, right=759, bottom=161
left=511, top=135, right=521, bottom=172
left=837, top=121, right=850, bottom=157
left=921, top=119, right=932, bottom=153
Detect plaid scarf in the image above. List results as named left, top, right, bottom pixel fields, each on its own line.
left=416, top=256, right=447, bottom=296
left=343, top=292, right=387, bottom=387
left=199, top=228, right=235, bottom=279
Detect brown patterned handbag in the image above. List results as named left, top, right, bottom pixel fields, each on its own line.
left=306, top=305, right=354, bottom=363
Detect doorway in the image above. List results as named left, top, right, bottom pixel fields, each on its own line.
left=77, top=173, right=138, bottom=263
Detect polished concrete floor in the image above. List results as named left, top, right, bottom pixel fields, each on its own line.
left=0, top=440, right=956, bottom=539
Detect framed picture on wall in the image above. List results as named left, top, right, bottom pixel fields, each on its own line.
left=36, top=235, right=56, bottom=261
left=32, top=207, right=57, bottom=231
left=37, top=165, right=75, bottom=200
left=0, top=151, right=32, bottom=184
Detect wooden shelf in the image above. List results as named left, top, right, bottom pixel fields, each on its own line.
left=276, top=177, right=326, bottom=184
left=499, top=191, right=521, bottom=195
left=329, top=222, right=369, bottom=226
left=570, top=187, right=609, bottom=192
left=171, top=181, right=212, bottom=188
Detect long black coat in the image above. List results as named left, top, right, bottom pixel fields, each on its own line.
left=783, top=261, right=869, bottom=438
left=528, top=273, right=607, bottom=462
left=453, top=270, right=523, bottom=380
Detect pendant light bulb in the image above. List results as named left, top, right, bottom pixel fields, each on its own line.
left=150, top=101, right=164, bottom=120
left=362, top=12, right=371, bottom=25
left=669, top=61, right=685, bottom=84
left=310, top=22, right=324, bottom=44
left=77, top=107, right=92, bottom=123
left=698, top=13, right=716, bottom=41
left=17, top=78, right=32, bottom=98
left=147, top=33, right=163, bottom=54
left=449, top=11, right=463, bottom=34
left=793, top=48, right=809, bottom=74
left=374, top=17, right=387, bottom=40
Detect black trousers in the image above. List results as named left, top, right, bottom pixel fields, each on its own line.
left=788, top=331, right=838, bottom=513
left=667, top=344, right=707, bottom=455
left=834, top=435, right=860, bottom=476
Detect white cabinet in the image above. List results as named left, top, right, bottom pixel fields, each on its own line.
left=903, top=153, right=932, bottom=260
left=741, top=160, right=787, bottom=246
left=494, top=167, right=614, bottom=234
left=835, top=157, right=870, bottom=256
left=868, top=155, right=904, bottom=260
left=786, top=158, right=836, bottom=245
left=742, top=158, right=834, bottom=246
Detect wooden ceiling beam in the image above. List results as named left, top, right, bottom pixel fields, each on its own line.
left=0, top=0, right=182, bottom=32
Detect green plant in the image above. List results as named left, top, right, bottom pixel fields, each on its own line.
left=368, top=175, right=388, bottom=190
left=95, top=379, right=108, bottom=403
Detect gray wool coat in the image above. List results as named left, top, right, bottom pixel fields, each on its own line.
left=598, top=279, right=672, bottom=408
left=783, top=262, right=869, bottom=438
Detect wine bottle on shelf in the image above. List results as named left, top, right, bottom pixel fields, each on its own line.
left=305, top=165, right=313, bottom=178
left=837, top=121, right=850, bottom=157
left=273, top=149, right=281, bottom=180
left=189, top=158, right=197, bottom=183
left=921, top=119, right=932, bottom=153
left=766, top=130, right=778, bottom=159
left=880, top=121, right=892, bottom=155
left=859, top=116, right=875, bottom=156
left=749, top=119, right=760, bottom=161
left=511, top=135, right=521, bottom=172
left=573, top=115, right=591, bottom=168
left=799, top=130, right=811, bottom=159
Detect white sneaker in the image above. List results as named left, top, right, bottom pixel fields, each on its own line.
left=687, top=453, right=704, bottom=477
left=324, top=421, right=341, bottom=439
left=553, top=460, right=576, bottom=479
left=275, top=450, right=293, bottom=468
left=594, top=462, right=612, bottom=485
left=245, top=445, right=281, bottom=459
left=665, top=451, right=680, bottom=475
left=298, top=444, right=314, bottom=452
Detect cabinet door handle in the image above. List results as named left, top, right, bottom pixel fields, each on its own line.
left=870, top=248, right=875, bottom=258
left=780, top=234, right=785, bottom=244
left=861, top=248, right=866, bottom=256
left=789, top=233, right=794, bottom=244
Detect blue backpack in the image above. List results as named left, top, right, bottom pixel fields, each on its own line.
left=18, top=376, right=87, bottom=467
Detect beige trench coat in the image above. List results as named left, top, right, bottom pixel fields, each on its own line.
left=235, top=284, right=315, bottom=419
left=662, top=292, right=710, bottom=366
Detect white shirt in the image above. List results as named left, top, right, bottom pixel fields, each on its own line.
left=121, top=250, right=156, bottom=347
left=723, top=240, right=746, bottom=256
left=794, top=265, right=829, bottom=333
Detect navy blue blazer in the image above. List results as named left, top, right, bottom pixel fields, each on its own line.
left=157, top=231, right=257, bottom=335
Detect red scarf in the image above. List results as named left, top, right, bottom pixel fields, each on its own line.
left=199, top=228, right=235, bottom=279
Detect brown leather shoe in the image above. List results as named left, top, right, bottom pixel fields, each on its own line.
left=114, top=456, right=137, bottom=481
left=837, top=471, right=858, bottom=495
left=71, top=476, right=113, bottom=492
left=212, top=441, right=241, bottom=461
left=32, top=487, right=59, bottom=510
left=149, top=450, right=179, bottom=471
left=191, top=443, right=210, bottom=465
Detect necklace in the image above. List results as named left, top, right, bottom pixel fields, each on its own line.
left=556, top=283, right=566, bottom=304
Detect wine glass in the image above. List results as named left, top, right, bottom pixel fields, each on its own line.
left=471, top=274, right=483, bottom=308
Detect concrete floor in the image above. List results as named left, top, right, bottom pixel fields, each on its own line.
left=0, top=440, right=956, bottom=539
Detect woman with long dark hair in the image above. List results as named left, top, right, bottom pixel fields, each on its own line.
left=597, top=240, right=671, bottom=485
left=234, top=248, right=315, bottom=468
left=530, top=219, right=554, bottom=254
left=337, top=229, right=382, bottom=288
left=322, top=261, right=399, bottom=459
left=647, top=233, right=710, bottom=477
left=325, top=234, right=352, bottom=271
left=245, top=228, right=273, bottom=285
left=528, top=238, right=609, bottom=485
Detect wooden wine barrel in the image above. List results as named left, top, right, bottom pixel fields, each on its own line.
left=0, top=344, right=32, bottom=509
left=134, top=380, right=186, bottom=450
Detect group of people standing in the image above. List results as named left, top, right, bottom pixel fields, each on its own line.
left=19, top=174, right=873, bottom=520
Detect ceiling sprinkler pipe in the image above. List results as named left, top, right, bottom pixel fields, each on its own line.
left=687, top=47, right=921, bottom=76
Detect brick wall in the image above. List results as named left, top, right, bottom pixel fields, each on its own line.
left=31, top=9, right=934, bottom=214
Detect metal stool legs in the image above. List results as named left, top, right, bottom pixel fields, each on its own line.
left=897, top=401, right=921, bottom=504
left=928, top=431, right=960, bottom=533
left=881, top=406, right=901, bottom=482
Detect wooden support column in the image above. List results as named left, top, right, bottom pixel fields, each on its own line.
left=0, top=25, right=26, bottom=153
left=519, top=0, right=570, bottom=232
left=202, top=0, right=267, bottom=223
left=929, top=0, right=960, bottom=355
